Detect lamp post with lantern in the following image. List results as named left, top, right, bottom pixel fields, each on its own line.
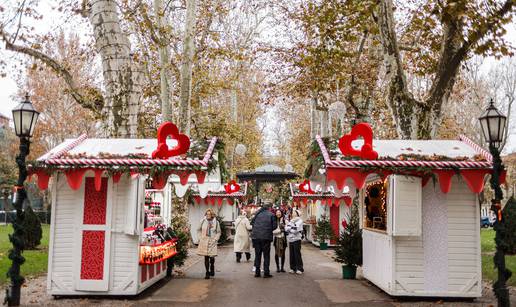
left=478, top=99, right=511, bottom=307
left=5, top=94, right=39, bottom=306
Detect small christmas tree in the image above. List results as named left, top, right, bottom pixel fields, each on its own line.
left=22, top=205, right=42, bottom=250
left=334, top=202, right=362, bottom=267
left=314, top=215, right=335, bottom=243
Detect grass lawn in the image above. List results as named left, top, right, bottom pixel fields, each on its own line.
left=0, top=224, right=50, bottom=285
left=481, top=228, right=516, bottom=287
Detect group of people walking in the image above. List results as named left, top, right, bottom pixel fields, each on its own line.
left=195, top=202, right=304, bottom=279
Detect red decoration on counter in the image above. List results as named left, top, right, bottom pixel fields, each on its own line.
left=224, top=180, right=241, bottom=194
left=152, top=122, right=190, bottom=159
left=298, top=180, right=315, bottom=194
left=338, top=123, right=378, bottom=160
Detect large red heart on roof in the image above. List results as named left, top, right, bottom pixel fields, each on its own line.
left=224, top=180, right=240, bottom=194
left=152, top=122, right=190, bottom=159
left=299, top=179, right=315, bottom=194
left=338, top=123, right=378, bottom=160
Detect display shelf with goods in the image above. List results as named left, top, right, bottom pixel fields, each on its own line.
left=306, top=123, right=506, bottom=298
left=30, top=122, right=223, bottom=296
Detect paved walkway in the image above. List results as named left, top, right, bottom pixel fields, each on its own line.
left=5, top=243, right=509, bottom=306
left=140, top=244, right=393, bottom=307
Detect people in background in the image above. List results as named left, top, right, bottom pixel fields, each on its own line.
left=234, top=209, right=252, bottom=263
left=273, top=209, right=287, bottom=273
left=251, top=201, right=277, bottom=278
left=196, top=208, right=221, bottom=279
left=286, top=209, right=304, bottom=275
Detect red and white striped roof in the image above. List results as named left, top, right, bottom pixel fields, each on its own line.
left=316, top=135, right=492, bottom=169
left=36, top=134, right=218, bottom=168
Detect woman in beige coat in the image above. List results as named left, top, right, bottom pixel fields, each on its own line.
left=233, top=209, right=252, bottom=262
left=196, top=209, right=221, bottom=279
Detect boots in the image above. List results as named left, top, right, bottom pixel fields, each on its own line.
left=275, top=255, right=280, bottom=273
left=245, top=252, right=251, bottom=262
left=209, top=257, right=215, bottom=276
left=204, top=256, right=210, bottom=279
left=280, top=256, right=286, bottom=272
left=236, top=252, right=242, bottom=263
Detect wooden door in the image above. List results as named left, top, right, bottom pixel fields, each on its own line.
left=75, top=177, right=111, bottom=291
left=329, top=205, right=340, bottom=244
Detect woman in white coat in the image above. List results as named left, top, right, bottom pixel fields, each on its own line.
left=233, top=209, right=252, bottom=262
left=197, top=208, right=221, bottom=279
left=285, top=209, right=304, bottom=274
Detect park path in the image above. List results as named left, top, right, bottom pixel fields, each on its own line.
left=3, top=243, right=510, bottom=306
left=139, top=243, right=392, bottom=307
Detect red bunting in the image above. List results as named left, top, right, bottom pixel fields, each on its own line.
left=327, top=168, right=368, bottom=190
left=35, top=170, right=51, bottom=190
left=195, top=171, right=207, bottom=184
left=216, top=197, right=223, bottom=206
left=93, top=169, right=104, bottom=192
left=65, top=169, right=88, bottom=190
left=343, top=196, right=352, bottom=207
left=152, top=173, right=168, bottom=190
left=421, top=176, right=431, bottom=187
left=112, top=172, right=122, bottom=184
left=433, top=170, right=454, bottom=194
left=461, top=169, right=489, bottom=194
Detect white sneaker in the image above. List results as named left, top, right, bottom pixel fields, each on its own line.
left=289, top=269, right=295, bottom=274
left=252, top=267, right=256, bottom=272
left=296, top=270, right=303, bottom=275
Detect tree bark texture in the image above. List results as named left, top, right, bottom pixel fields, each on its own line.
left=179, top=0, right=198, bottom=135
left=89, top=0, right=143, bottom=138
left=376, top=0, right=514, bottom=140
left=154, top=0, right=173, bottom=122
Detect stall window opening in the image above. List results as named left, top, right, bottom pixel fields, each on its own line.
left=364, top=180, right=387, bottom=232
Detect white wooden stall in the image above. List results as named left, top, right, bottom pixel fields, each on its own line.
left=32, top=130, right=220, bottom=296
left=311, top=131, right=501, bottom=298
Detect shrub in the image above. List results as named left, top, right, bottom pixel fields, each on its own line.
left=334, top=202, right=362, bottom=266
left=22, top=205, right=42, bottom=250
left=314, top=215, right=335, bottom=243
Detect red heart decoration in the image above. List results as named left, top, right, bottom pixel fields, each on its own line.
left=338, top=123, right=378, bottom=160
left=224, top=180, right=240, bottom=194
left=152, top=122, right=191, bottom=159
left=341, top=219, right=348, bottom=229
left=299, top=179, right=315, bottom=194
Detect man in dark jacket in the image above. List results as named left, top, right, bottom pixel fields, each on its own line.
left=251, top=201, right=277, bottom=278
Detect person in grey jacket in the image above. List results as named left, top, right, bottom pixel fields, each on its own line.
left=285, top=209, right=304, bottom=274
left=250, top=202, right=277, bottom=278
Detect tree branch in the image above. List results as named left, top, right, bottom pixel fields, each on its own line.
left=1, top=31, right=103, bottom=115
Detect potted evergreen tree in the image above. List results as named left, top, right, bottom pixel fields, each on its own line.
left=314, top=215, right=335, bottom=250
left=334, top=202, right=362, bottom=279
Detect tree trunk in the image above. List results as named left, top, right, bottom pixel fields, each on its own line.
left=179, top=0, right=198, bottom=135
left=154, top=0, right=173, bottom=122
left=89, top=0, right=142, bottom=138
left=310, top=97, right=318, bottom=138
left=319, top=108, right=330, bottom=137
left=376, top=0, right=419, bottom=139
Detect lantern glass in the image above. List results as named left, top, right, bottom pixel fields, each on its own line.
left=478, top=100, right=506, bottom=150
left=11, top=96, right=39, bottom=138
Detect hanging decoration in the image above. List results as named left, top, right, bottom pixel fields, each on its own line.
left=224, top=180, right=241, bottom=194
left=152, top=122, right=191, bottom=159
left=298, top=179, right=315, bottom=194
left=338, top=123, right=378, bottom=160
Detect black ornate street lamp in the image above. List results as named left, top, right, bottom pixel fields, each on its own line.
left=478, top=99, right=511, bottom=307
left=5, top=94, right=39, bottom=306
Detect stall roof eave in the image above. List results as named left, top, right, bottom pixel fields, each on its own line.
left=316, top=135, right=493, bottom=170
left=35, top=135, right=218, bottom=170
